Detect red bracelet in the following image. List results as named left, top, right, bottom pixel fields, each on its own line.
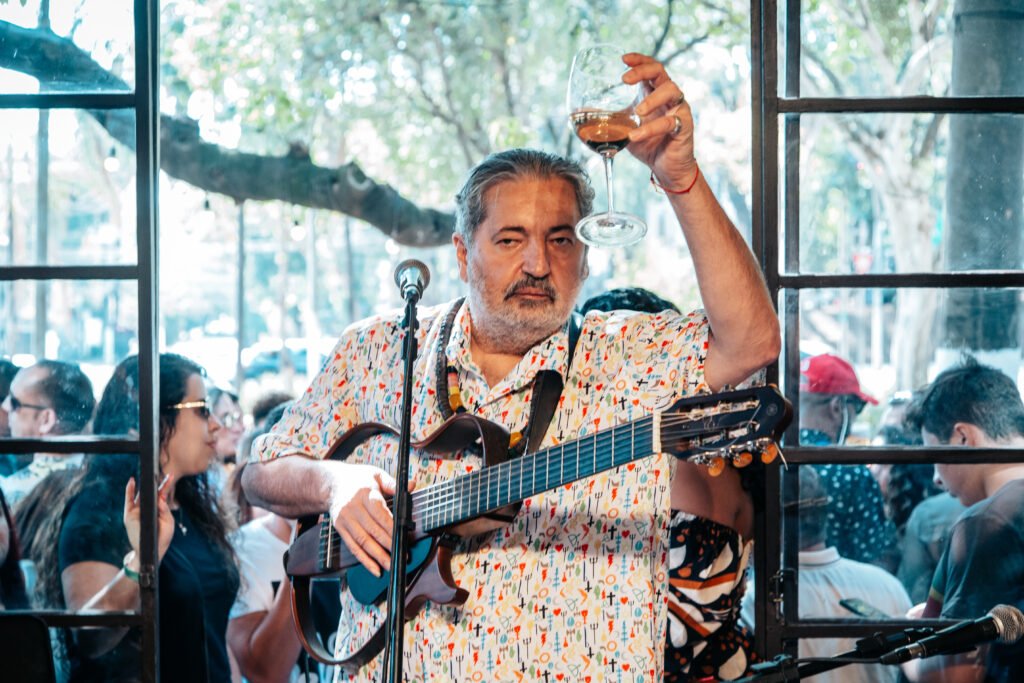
left=650, top=164, right=700, bottom=195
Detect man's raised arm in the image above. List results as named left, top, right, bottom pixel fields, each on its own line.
left=624, top=52, right=780, bottom=390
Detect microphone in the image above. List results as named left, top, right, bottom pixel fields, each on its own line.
left=880, top=605, right=1024, bottom=665
left=394, top=259, right=430, bottom=300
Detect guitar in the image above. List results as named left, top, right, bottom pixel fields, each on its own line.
left=285, top=384, right=791, bottom=670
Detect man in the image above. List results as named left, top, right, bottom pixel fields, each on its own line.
left=799, top=353, right=899, bottom=569
left=0, top=360, right=95, bottom=506
left=740, top=466, right=911, bottom=683
left=243, top=52, right=780, bottom=680
left=903, top=358, right=1024, bottom=683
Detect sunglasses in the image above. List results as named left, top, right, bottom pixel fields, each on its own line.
left=5, top=394, right=49, bottom=413
left=168, top=400, right=212, bottom=420
left=218, top=411, right=243, bottom=428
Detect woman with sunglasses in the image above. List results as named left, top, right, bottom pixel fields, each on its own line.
left=36, top=353, right=239, bottom=683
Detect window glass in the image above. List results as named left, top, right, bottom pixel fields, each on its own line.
left=146, top=1, right=754, bottom=408
left=0, top=279, right=137, bottom=419
left=784, top=113, right=1024, bottom=275
left=0, top=1, right=134, bottom=94
left=797, top=0, right=1024, bottom=98
left=0, top=109, right=138, bottom=266
left=795, top=287, right=1024, bottom=446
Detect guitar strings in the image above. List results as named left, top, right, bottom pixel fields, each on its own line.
left=408, top=404, right=768, bottom=525
left=323, top=399, right=777, bottom=559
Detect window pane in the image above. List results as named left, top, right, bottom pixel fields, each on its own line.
left=795, top=287, right=1024, bottom=446
left=0, top=279, right=137, bottom=419
left=0, top=2, right=134, bottom=94
left=0, top=109, right=137, bottom=266
left=797, top=0, right=1024, bottom=98
left=786, top=113, right=1024, bottom=275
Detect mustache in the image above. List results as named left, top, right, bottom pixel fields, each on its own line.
left=504, top=275, right=556, bottom=300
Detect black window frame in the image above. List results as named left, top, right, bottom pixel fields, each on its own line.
left=0, top=1, right=162, bottom=680
left=751, top=0, right=1024, bottom=663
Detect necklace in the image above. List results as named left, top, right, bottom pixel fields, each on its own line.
left=173, top=509, right=188, bottom=536
left=434, top=297, right=467, bottom=420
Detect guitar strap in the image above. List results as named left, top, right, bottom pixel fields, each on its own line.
left=435, top=297, right=582, bottom=457
left=521, top=309, right=582, bottom=454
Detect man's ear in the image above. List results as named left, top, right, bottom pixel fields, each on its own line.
left=37, top=408, right=58, bottom=436
left=828, top=395, right=846, bottom=418
left=453, top=232, right=469, bottom=283
left=952, top=422, right=986, bottom=447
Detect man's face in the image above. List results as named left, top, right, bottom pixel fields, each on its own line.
left=924, top=428, right=985, bottom=506
left=0, top=366, right=55, bottom=438
left=454, top=176, right=588, bottom=354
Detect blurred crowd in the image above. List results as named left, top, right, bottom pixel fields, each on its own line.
left=0, top=345, right=1021, bottom=683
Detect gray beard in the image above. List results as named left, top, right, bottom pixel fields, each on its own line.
left=465, top=291, right=565, bottom=356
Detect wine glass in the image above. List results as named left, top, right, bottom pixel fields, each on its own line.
left=567, top=44, right=647, bottom=247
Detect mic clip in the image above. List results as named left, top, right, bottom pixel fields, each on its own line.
left=735, top=655, right=800, bottom=682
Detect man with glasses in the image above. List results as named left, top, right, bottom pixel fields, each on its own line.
left=0, top=360, right=95, bottom=506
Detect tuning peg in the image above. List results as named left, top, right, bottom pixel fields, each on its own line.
left=733, top=451, right=753, bottom=468
left=760, top=442, right=779, bottom=464
left=509, top=431, right=523, bottom=449
left=707, top=455, right=726, bottom=477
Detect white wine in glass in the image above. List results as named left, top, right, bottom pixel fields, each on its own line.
left=567, top=45, right=647, bottom=247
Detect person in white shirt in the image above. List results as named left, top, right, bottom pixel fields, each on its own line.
left=742, top=466, right=912, bottom=683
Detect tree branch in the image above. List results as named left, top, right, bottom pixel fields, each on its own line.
left=0, top=21, right=455, bottom=246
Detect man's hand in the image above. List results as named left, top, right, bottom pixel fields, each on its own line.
left=329, top=464, right=398, bottom=577
left=622, top=52, right=698, bottom=190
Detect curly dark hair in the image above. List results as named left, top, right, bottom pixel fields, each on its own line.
left=0, top=486, right=29, bottom=609
left=36, top=353, right=238, bottom=609
left=581, top=287, right=680, bottom=315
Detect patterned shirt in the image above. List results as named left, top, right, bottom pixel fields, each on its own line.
left=0, top=453, right=84, bottom=507
left=254, top=299, right=711, bottom=682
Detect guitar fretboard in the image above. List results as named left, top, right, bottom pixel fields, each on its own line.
left=411, top=415, right=657, bottom=531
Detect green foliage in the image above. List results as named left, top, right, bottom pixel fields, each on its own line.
left=159, top=0, right=748, bottom=210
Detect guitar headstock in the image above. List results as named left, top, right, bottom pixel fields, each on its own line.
left=657, top=385, right=792, bottom=475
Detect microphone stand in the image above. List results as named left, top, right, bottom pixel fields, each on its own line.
left=735, top=627, right=935, bottom=682
left=380, top=284, right=422, bottom=683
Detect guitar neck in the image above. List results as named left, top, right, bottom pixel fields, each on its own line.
left=312, top=386, right=784, bottom=572
left=410, top=415, right=656, bottom=533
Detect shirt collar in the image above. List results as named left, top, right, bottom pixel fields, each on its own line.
left=799, top=547, right=841, bottom=566
left=447, top=299, right=572, bottom=398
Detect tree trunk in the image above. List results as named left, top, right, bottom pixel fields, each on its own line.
left=940, top=0, right=1024, bottom=372
left=0, top=21, right=455, bottom=247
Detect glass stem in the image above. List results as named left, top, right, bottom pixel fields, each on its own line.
left=603, top=153, right=615, bottom=216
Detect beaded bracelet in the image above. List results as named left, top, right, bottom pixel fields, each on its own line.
left=123, top=551, right=140, bottom=582
left=650, top=164, right=700, bottom=195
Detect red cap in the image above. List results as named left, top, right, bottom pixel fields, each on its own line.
left=800, top=354, right=878, bottom=405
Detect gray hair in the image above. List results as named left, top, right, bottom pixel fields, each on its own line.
left=454, top=149, right=595, bottom=241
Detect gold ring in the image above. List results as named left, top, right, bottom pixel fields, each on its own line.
left=670, top=115, right=683, bottom=137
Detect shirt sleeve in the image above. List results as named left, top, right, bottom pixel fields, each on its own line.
left=59, top=491, right=129, bottom=571
left=937, top=510, right=1024, bottom=619
left=251, top=328, right=360, bottom=463
left=593, top=308, right=712, bottom=401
